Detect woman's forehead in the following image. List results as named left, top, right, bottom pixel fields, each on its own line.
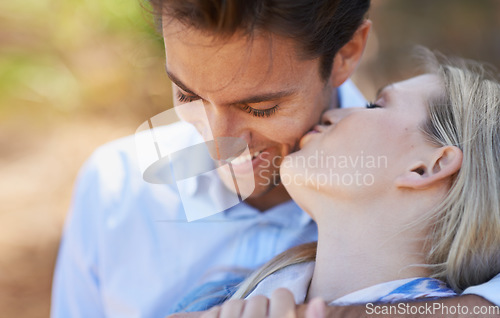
left=384, top=74, right=442, bottom=104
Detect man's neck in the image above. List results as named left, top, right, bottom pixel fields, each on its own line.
left=245, top=183, right=291, bottom=212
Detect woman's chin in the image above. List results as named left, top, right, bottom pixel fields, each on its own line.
left=279, top=158, right=317, bottom=219
left=283, top=180, right=319, bottom=220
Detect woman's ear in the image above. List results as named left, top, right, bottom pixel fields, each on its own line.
left=330, top=20, right=372, bottom=87
left=395, top=146, right=463, bottom=190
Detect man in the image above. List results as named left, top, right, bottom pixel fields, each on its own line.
left=51, top=0, right=499, bottom=317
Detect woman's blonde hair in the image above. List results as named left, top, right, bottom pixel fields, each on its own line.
left=231, top=49, right=500, bottom=299
left=421, top=49, right=500, bottom=292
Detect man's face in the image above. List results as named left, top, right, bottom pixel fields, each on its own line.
left=163, top=20, right=335, bottom=198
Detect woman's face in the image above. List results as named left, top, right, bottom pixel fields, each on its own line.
left=280, top=74, right=443, bottom=202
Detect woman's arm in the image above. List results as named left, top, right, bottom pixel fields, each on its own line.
left=298, top=294, right=499, bottom=318
left=168, top=293, right=499, bottom=318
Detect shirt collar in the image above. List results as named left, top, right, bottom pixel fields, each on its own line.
left=337, top=79, right=367, bottom=109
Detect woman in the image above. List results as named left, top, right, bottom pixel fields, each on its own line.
left=176, top=50, right=500, bottom=317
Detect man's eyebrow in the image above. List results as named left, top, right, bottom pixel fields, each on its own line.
left=232, top=90, right=296, bottom=105
left=166, top=67, right=198, bottom=96
left=166, top=66, right=296, bottom=105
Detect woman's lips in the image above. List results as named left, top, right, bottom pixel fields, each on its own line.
left=299, top=125, right=323, bottom=148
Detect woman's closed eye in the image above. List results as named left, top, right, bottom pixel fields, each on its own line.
left=366, top=102, right=382, bottom=109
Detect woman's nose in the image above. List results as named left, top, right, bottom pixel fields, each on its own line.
left=321, top=108, right=356, bottom=126
left=321, top=109, right=339, bottom=126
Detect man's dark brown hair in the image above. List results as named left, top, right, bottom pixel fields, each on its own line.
left=148, top=0, right=370, bottom=81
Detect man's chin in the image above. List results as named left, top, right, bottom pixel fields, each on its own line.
left=245, top=182, right=291, bottom=211
left=217, top=167, right=281, bottom=197
left=246, top=182, right=277, bottom=199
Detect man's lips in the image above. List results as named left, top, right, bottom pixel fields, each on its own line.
left=230, top=149, right=265, bottom=165
left=218, top=147, right=273, bottom=166
left=221, top=148, right=274, bottom=175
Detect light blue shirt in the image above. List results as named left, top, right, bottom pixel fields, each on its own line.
left=50, top=80, right=499, bottom=318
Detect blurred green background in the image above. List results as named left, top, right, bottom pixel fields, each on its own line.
left=0, top=0, right=498, bottom=317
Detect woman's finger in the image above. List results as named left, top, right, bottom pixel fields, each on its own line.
left=269, top=288, right=297, bottom=318
left=200, top=305, right=221, bottom=318
left=305, top=298, right=326, bottom=318
left=219, top=299, right=244, bottom=318
left=168, top=312, right=206, bottom=318
left=241, top=295, right=269, bottom=318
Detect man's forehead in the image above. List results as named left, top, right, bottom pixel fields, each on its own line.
left=162, top=18, right=311, bottom=68
left=163, top=23, right=319, bottom=98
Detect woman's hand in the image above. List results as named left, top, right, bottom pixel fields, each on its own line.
left=198, top=288, right=326, bottom=318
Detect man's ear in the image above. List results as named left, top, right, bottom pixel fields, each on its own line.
left=330, top=20, right=371, bottom=87
left=395, top=146, right=463, bottom=190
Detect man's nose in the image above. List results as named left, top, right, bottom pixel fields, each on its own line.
left=204, top=102, right=250, bottom=143
left=205, top=102, right=233, bottom=138
left=203, top=103, right=252, bottom=160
